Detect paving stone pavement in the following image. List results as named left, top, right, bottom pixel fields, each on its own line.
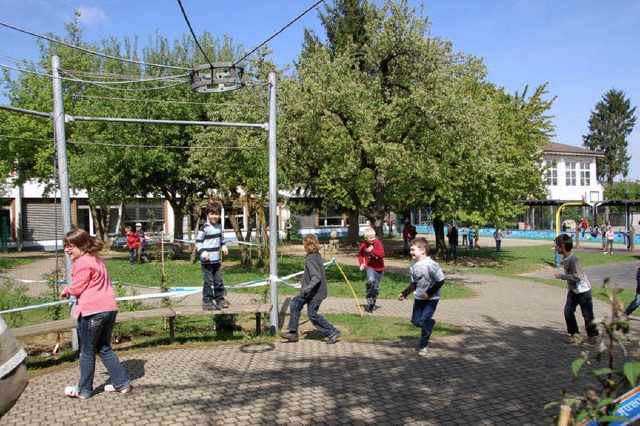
left=1, top=247, right=637, bottom=425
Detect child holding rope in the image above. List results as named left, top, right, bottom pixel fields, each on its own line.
left=357, top=227, right=385, bottom=312
left=61, top=229, right=131, bottom=399
left=280, top=234, right=341, bottom=344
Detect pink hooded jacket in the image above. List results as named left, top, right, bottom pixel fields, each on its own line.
left=63, top=254, right=117, bottom=317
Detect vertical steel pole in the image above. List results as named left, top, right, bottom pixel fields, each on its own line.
left=267, top=71, right=279, bottom=335
left=52, top=55, right=78, bottom=350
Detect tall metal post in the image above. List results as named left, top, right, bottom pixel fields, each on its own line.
left=267, top=71, right=279, bottom=335
left=52, top=55, right=78, bottom=349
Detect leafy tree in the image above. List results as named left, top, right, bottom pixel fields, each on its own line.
left=604, top=180, right=640, bottom=200
left=187, top=50, right=281, bottom=267
left=280, top=0, right=553, bottom=251
left=583, top=89, right=637, bottom=185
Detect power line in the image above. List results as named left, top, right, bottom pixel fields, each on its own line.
left=0, top=62, right=188, bottom=91
left=234, top=0, right=325, bottom=65
left=0, top=20, right=190, bottom=71
left=59, top=69, right=189, bottom=85
left=74, top=94, right=264, bottom=108
left=175, top=0, right=213, bottom=67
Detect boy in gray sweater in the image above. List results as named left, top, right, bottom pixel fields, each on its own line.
left=554, top=234, right=600, bottom=344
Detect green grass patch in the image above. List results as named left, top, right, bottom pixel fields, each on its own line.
left=323, top=313, right=462, bottom=341
left=447, top=244, right=639, bottom=275
left=105, top=255, right=475, bottom=300
left=0, top=256, right=35, bottom=272
left=24, top=311, right=462, bottom=371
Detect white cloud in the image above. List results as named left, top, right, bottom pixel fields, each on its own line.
left=76, top=5, right=106, bottom=26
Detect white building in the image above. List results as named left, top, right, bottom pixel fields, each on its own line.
left=541, top=142, right=605, bottom=203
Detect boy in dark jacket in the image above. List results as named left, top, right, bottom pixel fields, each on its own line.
left=280, top=235, right=341, bottom=344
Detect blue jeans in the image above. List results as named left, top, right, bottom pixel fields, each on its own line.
left=365, top=268, right=383, bottom=302
left=468, top=236, right=474, bottom=249
left=495, top=240, right=502, bottom=252
left=449, top=243, right=457, bottom=259
left=626, top=292, right=640, bottom=316
left=287, top=296, right=338, bottom=338
left=411, top=298, right=439, bottom=349
left=201, top=262, right=225, bottom=304
left=77, top=311, right=130, bottom=398
left=564, top=290, right=598, bottom=337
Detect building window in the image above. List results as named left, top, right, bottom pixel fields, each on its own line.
left=547, top=165, right=558, bottom=186
left=580, top=161, right=590, bottom=186
left=565, top=161, right=577, bottom=186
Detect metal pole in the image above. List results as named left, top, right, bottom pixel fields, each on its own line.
left=267, top=71, right=279, bottom=335
left=52, top=55, right=78, bottom=350
left=555, top=201, right=587, bottom=267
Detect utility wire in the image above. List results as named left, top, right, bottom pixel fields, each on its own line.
left=0, top=62, right=188, bottom=92
left=74, top=94, right=264, bottom=108
left=0, top=20, right=190, bottom=71
left=175, top=0, right=213, bottom=67
left=59, top=69, right=189, bottom=85
left=234, top=0, right=325, bottom=65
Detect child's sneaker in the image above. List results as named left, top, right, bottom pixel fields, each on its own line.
left=417, top=347, right=429, bottom=357
left=104, top=384, right=132, bottom=394
left=279, top=330, right=299, bottom=342
left=565, top=334, right=582, bottom=344
left=584, top=335, right=601, bottom=344
left=202, top=303, right=221, bottom=311
left=327, top=330, right=341, bottom=344
left=64, top=386, right=88, bottom=400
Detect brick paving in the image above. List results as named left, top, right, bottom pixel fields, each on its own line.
left=1, top=244, right=635, bottom=425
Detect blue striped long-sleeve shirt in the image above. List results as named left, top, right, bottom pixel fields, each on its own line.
left=195, top=221, right=226, bottom=264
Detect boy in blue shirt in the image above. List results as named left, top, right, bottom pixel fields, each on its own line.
left=196, top=203, right=229, bottom=311
left=397, top=237, right=445, bottom=357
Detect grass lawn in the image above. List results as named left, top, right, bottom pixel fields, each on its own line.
left=104, top=252, right=475, bottom=301
left=0, top=256, right=36, bottom=272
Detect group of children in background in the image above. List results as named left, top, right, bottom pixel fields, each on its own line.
left=124, top=222, right=148, bottom=264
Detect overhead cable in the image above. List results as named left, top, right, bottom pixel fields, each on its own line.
left=234, top=0, right=325, bottom=65
left=0, top=62, right=188, bottom=91
left=74, top=94, right=264, bottom=108
left=59, top=69, right=190, bottom=85
left=175, top=0, right=213, bottom=67
left=0, top=20, right=190, bottom=71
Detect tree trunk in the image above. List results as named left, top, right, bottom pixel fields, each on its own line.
left=433, top=217, right=447, bottom=257
left=224, top=198, right=251, bottom=268
left=108, top=201, right=125, bottom=249
left=173, top=208, right=184, bottom=240
left=347, top=209, right=360, bottom=247
left=89, top=204, right=110, bottom=244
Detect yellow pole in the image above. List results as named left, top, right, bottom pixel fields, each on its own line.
left=555, top=201, right=588, bottom=266
left=328, top=247, right=364, bottom=316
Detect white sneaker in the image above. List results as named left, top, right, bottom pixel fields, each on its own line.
left=104, top=384, right=132, bottom=394
left=417, top=347, right=429, bottom=357
left=64, top=386, right=88, bottom=400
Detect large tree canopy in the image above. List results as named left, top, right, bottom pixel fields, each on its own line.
left=583, top=88, right=637, bottom=185
left=280, top=0, right=553, bottom=249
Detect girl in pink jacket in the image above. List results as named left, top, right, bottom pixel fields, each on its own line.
left=61, top=229, right=131, bottom=399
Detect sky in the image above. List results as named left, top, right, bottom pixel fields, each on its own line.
left=1, top=0, right=639, bottom=181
